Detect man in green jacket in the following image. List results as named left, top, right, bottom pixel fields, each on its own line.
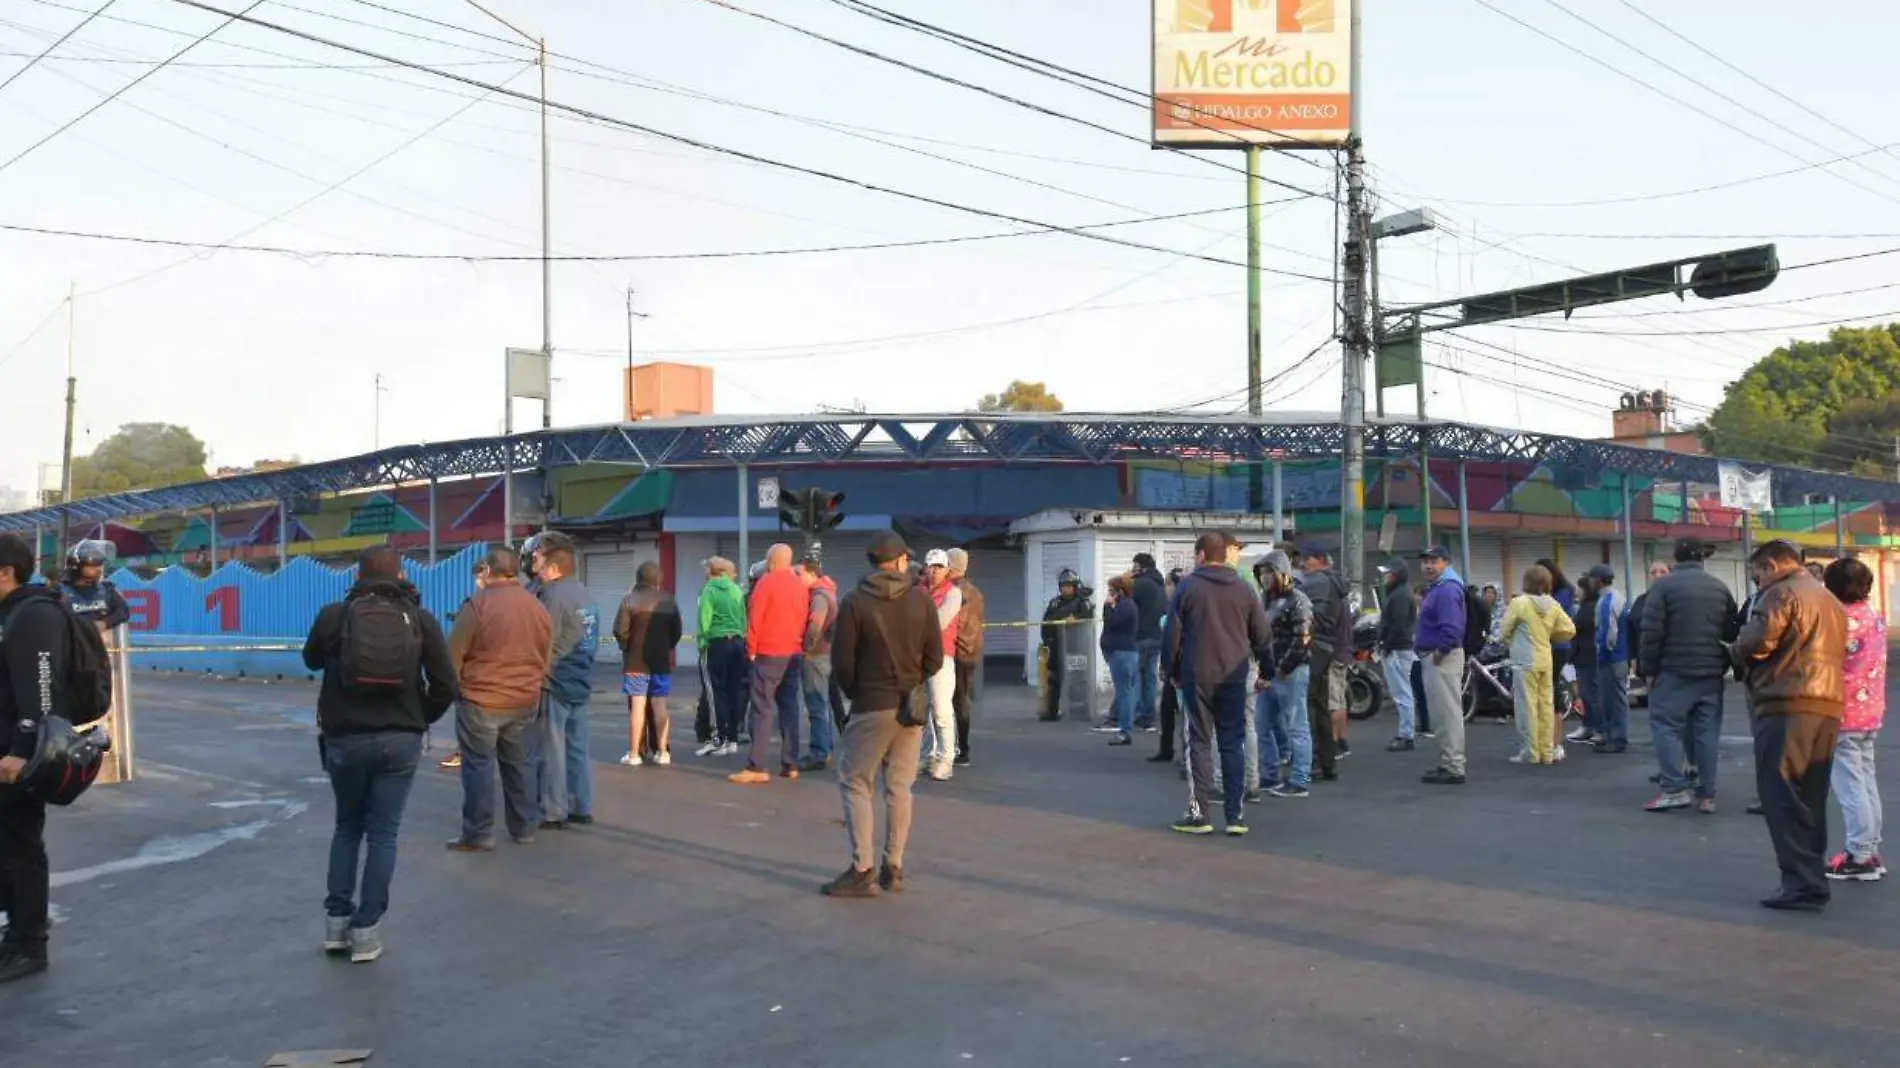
left=695, top=557, right=748, bottom=757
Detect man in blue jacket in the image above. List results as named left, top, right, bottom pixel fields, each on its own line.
left=1164, top=533, right=1273, bottom=837
left=527, top=533, right=598, bottom=829
left=1414, top=546, right=1469, bottom=785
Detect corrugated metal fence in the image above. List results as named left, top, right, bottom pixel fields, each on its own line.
left=118, top=545, right=484, bottom=676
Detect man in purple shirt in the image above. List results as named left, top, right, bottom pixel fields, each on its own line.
left=1414, top=546, right=1469, bottom=785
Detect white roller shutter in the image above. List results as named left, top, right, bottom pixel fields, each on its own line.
left=583, top=549, right=645, bottom=661
left=966, top=547, right=1026, bottom=658
left=1464, top=535, right=1506, bottom=594
left=1040, top=540, right=1082, bottom=600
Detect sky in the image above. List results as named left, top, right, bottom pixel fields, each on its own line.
left=1, top=0, right=1897, bottom=496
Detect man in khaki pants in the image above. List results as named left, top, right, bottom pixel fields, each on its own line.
left=1414, top=546, right=1470, bottom=786
left=822, top=531, right=944, bottom=899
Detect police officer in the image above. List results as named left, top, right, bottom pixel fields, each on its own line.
left=59, top=540, right=128, bottom=634
left=1038, top=569, right=1094, bottom=722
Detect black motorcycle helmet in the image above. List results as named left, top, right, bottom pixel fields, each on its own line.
left=1057, top=568, right=1079, bottom=590
left=17, top=717, right=112, bottom=806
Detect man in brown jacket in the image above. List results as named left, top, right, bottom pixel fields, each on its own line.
left=446, top=548, right=554, bottom=850
left=1732, top=539, right=1848, bottom=911
left=947, top=549, right=983, bottom=767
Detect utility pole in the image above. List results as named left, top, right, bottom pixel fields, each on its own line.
left=1246, top=144, right=1265, bottom=513
left=467, top=1, right=551, bottom=428
left=1338, top=0, right=1371, bottom=603
left=56, top=281, right=76, bottom=563
left=625, top=284, right=647, bottom=422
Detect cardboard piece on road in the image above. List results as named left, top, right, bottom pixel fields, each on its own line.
left=266, top=1052, right=371, bottom=1067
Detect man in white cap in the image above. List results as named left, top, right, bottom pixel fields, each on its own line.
left=919, top=549, right=963, bottom=780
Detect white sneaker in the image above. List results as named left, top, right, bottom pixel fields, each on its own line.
left=1552, top=744, right=1567, bottom=763
left=1508, top=750, right=1531, bottom=765
left=655, top=750, right=672, bottom=766
left=1565, top=726, right=1591, bottom=743
left=718, top=742, right=740, bottom=757
left=620, top=753, right=643, bottom=767
left=694, top=739, right=722, bottom=757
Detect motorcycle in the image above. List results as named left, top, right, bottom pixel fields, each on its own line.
left=1463, top=640, right=1516, bottom=722
left=1346, top=612, right=1386, bottom=720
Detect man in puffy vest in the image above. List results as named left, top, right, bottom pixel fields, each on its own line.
left=527, top=532, right=598, bottom=829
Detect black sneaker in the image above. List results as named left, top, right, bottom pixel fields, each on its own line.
left=0, top=947, right=48, bottom=984
left=539, top=819, right=569, bottom=831
left=1171, top=812, right=1214, bottom=835
left=1108, top=734, right=1133, bottom=747
left=567, top=813, right=595, bottom=826
left=1421, top=768, right=1466, bottom=786
left=877, top=863, right=904, bottom=893
left=1759, top=890, right=1827, bottom=912
left=799, top=756, right=831, bottom=773
left=1336, top=739, right=1352, bottom=759
left=1318, top=769, right=1339, bottom=782
left=821, top=867, right=878, bottom=898
left=1387, top=737, right=1415, bottom=752
left=953, top=752, right=971, bottom=767
left=1594, top=742, right=1628, bottom=754
left=1268, top=782, right=1310, bottom=799
left=1225, top=816, right=1249, bottom=837
left=1244, top=789, right=1265, bottom=805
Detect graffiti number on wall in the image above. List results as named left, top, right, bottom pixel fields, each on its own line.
left=124, top=589, right=159, bottom=632
left=205, top=587, right=240, bottom=632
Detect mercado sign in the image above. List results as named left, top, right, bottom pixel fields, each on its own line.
left=1153, top=0, right=1354, bottom=148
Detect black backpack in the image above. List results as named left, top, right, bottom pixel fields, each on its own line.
left=61, top=605, right=113, bottom=727
left=1461, top=583, right=1491, bottom=657
left=337, top=593, right=422, bottom=691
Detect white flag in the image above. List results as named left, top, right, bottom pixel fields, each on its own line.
left=1717, top=461, right=1773, bottom=511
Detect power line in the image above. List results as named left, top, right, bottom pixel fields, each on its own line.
left=1611, top=0, right=1900, bottom=171
left=1535, top=0, right=1900, bottom=197
left=694, top=0, right=1334, bottom=203
left=0, top=0, right=115, bottom=93
left=0, top=298, right=66, bottom=370
left=0, top=205, right=1287, bottom=264
left=824, top=0, right=1339, bottom=160
left=0, top=0, right=265, bottom=175
left=161, top=1, right=1336, bottom=281
left=1469, top=0, right=1900, bottom=209
left=1503, top=309, right=1900, bottom=339
left=0, top=48, right=522, bottom=70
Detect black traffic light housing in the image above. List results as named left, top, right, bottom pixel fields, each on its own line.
left=777, top=488, right=847, bottom=536
left=777, top=488, right=806, bottom=531
left=1689, top=245, right=1779, bottom=300
left=813, top=490, right=846, bottom=533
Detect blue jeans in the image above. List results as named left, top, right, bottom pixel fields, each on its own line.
left=1107, top=649, right=1140, bottom=735
left=748, top=654, right=804, bottom=771
left=457, top=703, right=541, bottom=843
left=1383, top=650, right=1419, bottom=739
left=1596, top=661, right=1630, bottom=746
left=1834, top=731, right=1883, bottom=860
left=804, top=654, right=834, bottom=762
left=323, top=730, right=423, bottom=929
left=1259, top=664, right=1313, bottom=788
left=1650, top=673, right=1724, bottom=798
left=539, top=695, right=593, bottom=822
left=1136, top=640, right=1162, bottom=726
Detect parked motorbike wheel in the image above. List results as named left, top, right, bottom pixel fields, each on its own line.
left=1346, top=662, right=1384, bottom=720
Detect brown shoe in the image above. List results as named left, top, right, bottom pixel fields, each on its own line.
left=728, top=768, right=771, bottom=785
left=780, top=764, right=801, bottom=781
left=878, top=863, right=904, bottom=893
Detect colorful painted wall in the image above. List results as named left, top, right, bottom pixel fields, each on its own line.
left=117, top=544, right=485, bottom=677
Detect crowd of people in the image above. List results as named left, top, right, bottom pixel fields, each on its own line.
left=0, top=521, right=1886, bottom=983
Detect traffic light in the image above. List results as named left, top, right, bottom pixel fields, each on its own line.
left=778, top=487, right=806, bottom=531
left=1690, top=244, right=1778, bottom=299
left=811, top=489, right=846, bottom=533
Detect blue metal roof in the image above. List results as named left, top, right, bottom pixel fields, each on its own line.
left=2, top=411, right=1892, bottom=532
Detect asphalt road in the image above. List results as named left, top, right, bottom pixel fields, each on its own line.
left=12, top=665, right=1899, bottom=1067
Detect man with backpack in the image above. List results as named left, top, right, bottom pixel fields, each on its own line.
left=302, top=546, right=458, bottom=964
left=0, top=532, right=106, bottom=982
left=1415, top=545, right=1474, bottom=786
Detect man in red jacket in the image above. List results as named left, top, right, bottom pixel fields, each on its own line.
left=732, top=543, right=811, bottom=784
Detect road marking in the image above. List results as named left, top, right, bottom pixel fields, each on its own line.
left=138, top=760, right=273, bottom=792
left=51, top=799, right=307, bottom=889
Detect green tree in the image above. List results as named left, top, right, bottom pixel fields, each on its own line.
left=1823, top=394, right=1900, bottom=477
left=977, top=380, right=1064, bottom=413
left=1700, top=324, right=1900, bottom=469
left=70, top=423, right=209, bottom=498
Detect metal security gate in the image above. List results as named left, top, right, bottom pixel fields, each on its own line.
left=583, top=549, right=644, bottom=660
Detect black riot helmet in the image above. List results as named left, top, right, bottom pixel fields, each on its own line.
left=18, top=717, right=112, bottom=806
left=1057, top=568, right=1079, bottom=591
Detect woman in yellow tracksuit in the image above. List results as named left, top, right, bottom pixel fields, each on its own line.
left=1498, top=565, right=1578, bottom=765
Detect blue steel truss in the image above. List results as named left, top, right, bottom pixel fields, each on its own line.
left=2, top=412, right=1893, bottom=532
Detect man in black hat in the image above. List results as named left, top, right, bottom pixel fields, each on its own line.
left=823, top=530, right=943, bottom=898
left=1637, top=537, right=1739, bottom=814
left=0, top=532, right=71, bottom=982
